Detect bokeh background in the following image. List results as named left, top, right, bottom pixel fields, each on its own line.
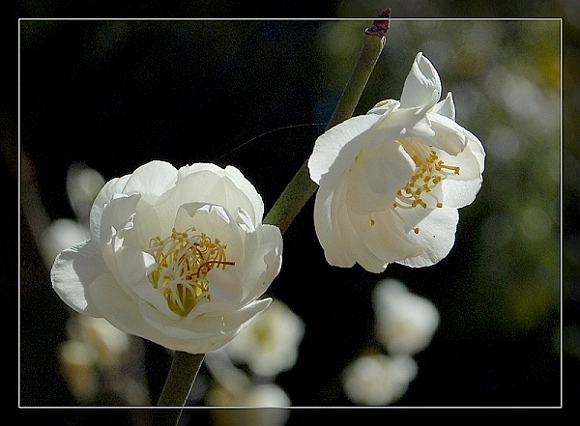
left=12, top=0, right=580, bottom=423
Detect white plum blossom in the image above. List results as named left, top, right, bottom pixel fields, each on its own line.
left=373, top=279, right=439, bottom=355
left=222, top=298, right=305, bottom=377
left=208, top=383, right=291, bottom=426
left=342, top=353, right=418, bottom=406
left=308, top=52, right=485, bottom=272
left=51, top=161, right=283, bottom=354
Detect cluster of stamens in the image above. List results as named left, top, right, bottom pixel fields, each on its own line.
left=147, top=227, right=234, bottom=317
left=391, top=144, right=460, bottom=234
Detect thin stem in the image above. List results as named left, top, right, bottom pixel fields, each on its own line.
left=150, top=11, right=391, bottom=424
left=263, top=15, right=389, bottom=233
left=151, top=352, right=205, bottom=426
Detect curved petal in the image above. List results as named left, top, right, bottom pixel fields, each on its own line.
left=224, top=165, right=264, bottom=223
left=90, top=174, right=131, bottom=242
left=173, top=202, right=244, bottom=260
left=237, top=223, right=283, bottom=305
left=437, top=143, right=484, bottom=209
left=362, top=209, right=423, bottom=265
left=441, top=178, right=483, bottom=208
left=137, top=296, right=273, bottom=354
left=367, top=99, right=400, bottom=116
left=345, top=138, right=415, bottom=214
left=399, top=52, right=442, bottom=111
left=431, top=92, right=455, bottom=120
left=396, top=207, right=459, bottom=268
left=51, top=239, right=107, bottom=317
left=422, top=113, right=468, bottom=155
left=308, top=114, right=383, bottom=185
left=313, top=184, right=357, bottom=268
left=178, top=163, right=264, bottom=225
left=123, top=161, right=178, bottom=202
left=113, top=245, right=180, bottom=319
left=99, top=193, right=141, bottom=275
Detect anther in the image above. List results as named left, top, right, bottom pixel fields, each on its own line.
left=393, top=143, right=460, bottom=212
left=147, top=227, right=235, bottom=317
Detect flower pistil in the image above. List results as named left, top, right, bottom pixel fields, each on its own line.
left=147, top=227, right=235, bottom=316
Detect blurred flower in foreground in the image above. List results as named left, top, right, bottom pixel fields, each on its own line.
left=66, top=162, right=106, bottom=228
left=373, top=279, right=439, bottom=355
left=40, top=218, right=89, bottom=270
left=308, top=52, right=485, bottom=272
left=342, top=353, right=418, bottom=406
left=222, top=299, right=305, bottom=377
left=208, top=382, right=291, bottom=426
left=58, top=315, right=149, bottom=405
left=51, top=161, right=283, bottom=354
left=58, top=340, right=99, bottom=403
left=39, top=163, right=104, bottom=270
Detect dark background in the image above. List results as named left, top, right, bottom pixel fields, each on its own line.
left=10, top=0, right=579, bottom=423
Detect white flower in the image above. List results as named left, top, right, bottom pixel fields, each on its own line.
left=69, top=315, right=131, bottom=368
left=373, top=279, right=439, bottom=355
left=51, top=161, right=283, bottom=354
left=308, top=52, right=485, bottom=272
left=208, top=383, right=291, bottom=426
left=342, top=353, right=418, bottom=406
left=222, top=298, right=305, bottom=376
left=58, top=340, right=99, bottom=403
left=40, top=218, right=89, bottom=270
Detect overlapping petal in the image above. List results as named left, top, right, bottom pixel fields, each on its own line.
left=308, top=52, right=485, bottom=272
left=51, top=161, right=282, bottom=354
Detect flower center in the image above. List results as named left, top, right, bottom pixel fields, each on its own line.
left=147, top=227, right=235, bottom=317
left=391, top=142, right=460, bottom=234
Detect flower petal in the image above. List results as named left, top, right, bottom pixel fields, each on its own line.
left=399, top=52, right=442, bottom=111
left=345, top=137, right=415, bottom=213
left=51, top=239, right=107, bottom=317
left=308, top=114, right=383, bottom=185
left=360, top=209, right=423, bottom=266
left=178, top=163, right=264, bottom=225
left=238, top=223, right=283, bottom=305
left=423, top=113, right=468, bottom=155
left=431, top=92, right=455, bottom=120
left=90, top=174, right=131, bottom=242
left=313, top=184, right=357, bottom=268
left=123, top=161, right=178, bottom=202
left=113, top=246, right=180, bottom=319
left=396, top=207, right=459, bottom=268
left=139, top=297, right=273, bottom=354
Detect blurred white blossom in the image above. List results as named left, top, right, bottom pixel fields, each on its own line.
left=68, top=315, right=131, bottom=368
left=58, top=340, right=99, bottom=403
left=40, top=218, right=89, bottom=270
left=40, top=163, right=104, bottom=269
left=342, top=353, right=418, bottom=406
left=373, top=279, right=439, bottom=355
left=222, top=299, right=305, bottom=377
left=58, top=315, right=149, bottom=405
left=66, top=162, right=106, bottom=226
left=207, top=383, right=291, bottom=426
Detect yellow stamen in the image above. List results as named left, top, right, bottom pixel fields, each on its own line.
left=392, top=143, right=460, bottom=213
left=147, top=227, right=234, bottom=317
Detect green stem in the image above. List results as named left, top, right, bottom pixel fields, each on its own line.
left=150, top=12, right=390, bottom=424
left=151, top=352, right=205, bottom=426
left=263, top=24, right=387, bottom=234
